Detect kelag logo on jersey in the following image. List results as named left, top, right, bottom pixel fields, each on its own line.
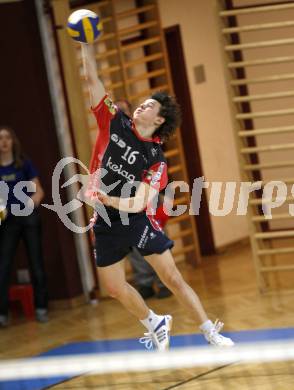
left=111, top=133, right=126, bottom=149
left=106, top=156, right=135, bottom=183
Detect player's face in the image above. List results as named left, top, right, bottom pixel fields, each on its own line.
left=133, top=99, right=163, bottom=128
left=0, top=129, right=13, bottom=154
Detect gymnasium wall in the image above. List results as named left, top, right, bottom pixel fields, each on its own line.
left=234, top=0, right=294, bottom=231
left=158, top=0, right=249, bottom=248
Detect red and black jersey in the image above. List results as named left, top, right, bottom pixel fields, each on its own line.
left=88, top=95, right=168, bottom=221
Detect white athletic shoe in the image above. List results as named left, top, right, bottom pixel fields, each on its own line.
left=203, top=319, right=234, bottom=347
left=139, top=315, right=173, bottom=351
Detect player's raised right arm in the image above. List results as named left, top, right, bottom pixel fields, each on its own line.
left=81, top=43, right=105, bottom=108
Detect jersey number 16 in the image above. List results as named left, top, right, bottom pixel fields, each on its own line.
left=121, top=146, right=139, bottom=165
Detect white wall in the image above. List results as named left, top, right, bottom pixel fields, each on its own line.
left=158, top=0, right=249, bottom=248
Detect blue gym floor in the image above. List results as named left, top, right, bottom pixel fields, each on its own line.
left=2, top=327, right=294, bottom=390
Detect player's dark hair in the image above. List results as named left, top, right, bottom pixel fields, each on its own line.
left=0, top=126, right=25, bottom=168
left=151, top=91, right=181, bottom=141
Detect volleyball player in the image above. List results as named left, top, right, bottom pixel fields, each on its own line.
left=82, top=44, right=234, bottom=350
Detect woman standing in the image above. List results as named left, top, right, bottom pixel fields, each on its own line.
left=0, top=126, right=48, bottom=327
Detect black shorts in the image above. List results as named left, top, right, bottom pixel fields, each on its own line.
left=93, top=212, right=174, bottom=267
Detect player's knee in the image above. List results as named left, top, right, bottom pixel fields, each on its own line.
left=104, top=283, right=125, bottom=299
left=163, top=270, right=184, bottom=291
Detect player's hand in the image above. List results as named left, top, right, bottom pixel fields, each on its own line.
left=96, top=191, right=113, bottom=207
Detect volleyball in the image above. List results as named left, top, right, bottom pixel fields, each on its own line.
left=67, top=9, right=102, bottom=44
left=0, top=208, right=7, bottom=222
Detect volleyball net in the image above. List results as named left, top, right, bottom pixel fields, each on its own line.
left=1, top=339, right=294, bottom=389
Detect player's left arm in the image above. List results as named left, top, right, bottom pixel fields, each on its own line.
left=96, top=181, right=157, bottom=213
left=97, top=160, right=168, bottom=213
